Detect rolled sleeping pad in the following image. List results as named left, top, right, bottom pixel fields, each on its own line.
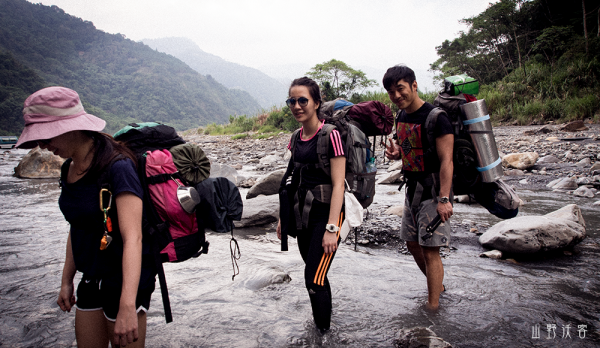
left=460, top=99, right=503, bottom=182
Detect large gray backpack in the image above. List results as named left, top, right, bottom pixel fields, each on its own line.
left=290, top=121, right=376, bottom=209
left=427, top=93, right=520, bottom=219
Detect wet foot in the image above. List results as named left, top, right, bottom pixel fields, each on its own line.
left=425, top=301, right=439, bottom=311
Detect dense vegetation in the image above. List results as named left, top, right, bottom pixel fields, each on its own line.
left=431, top=0, right=600, bottom=124
left=0, top=52, right=45, bottom=135
left=0, top=0, right=261, bottom=135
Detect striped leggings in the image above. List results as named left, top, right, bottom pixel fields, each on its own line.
left=296, top=200, right=343, bottom=331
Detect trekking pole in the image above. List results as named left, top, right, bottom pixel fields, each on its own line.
left=422, top=214, right=443, bottom=241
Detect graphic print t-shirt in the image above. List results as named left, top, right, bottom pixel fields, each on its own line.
left=395, top=102, right=453, bottom=182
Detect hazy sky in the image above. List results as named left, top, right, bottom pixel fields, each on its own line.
left=29, top=0, right=494, bottom=89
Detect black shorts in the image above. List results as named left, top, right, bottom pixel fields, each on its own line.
left=75, top=275, right=155, bottom=322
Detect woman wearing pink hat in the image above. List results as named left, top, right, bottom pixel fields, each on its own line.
left=17, top=87, right=155, bottom=347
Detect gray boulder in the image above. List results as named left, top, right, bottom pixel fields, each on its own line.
left=547, top=177, right=578, bottom=191
left=238, top=177, right=257, bottom=188
left=560, top=120, right=588, bottom=132
left=259, top=154, right=280, bottom=165
left=14, top=148, right=64, bottom=179
left=573, top=186, right=595, bottom=198
left=576, top=177, right=592, bottom=185
left=504, top=169, right=525, bottom=176
left=283, top=149, right=292, bottom=162
left=395, top=327, right=452, bottom=348
left=480, top=250, right=503, bottom=259
left=378, top=170, right=403, bottom=184
left=246, top=169, right=286, bottom=199
left=234, top=194, right=279, bottom=228
left=210, top=163, right=241, bottom=185
left=590, top=162, right=600, bottom=173
left=502, top=152, right=539, bottom=170
left=479, top=204, right=586, bottom=254
left=242, top=266, right=291, bottom=290
left=537, top=155, right=560, bottom=164
left=384, top=205, right=403, bottom=217
left=576, top=158, right=591, bottom=167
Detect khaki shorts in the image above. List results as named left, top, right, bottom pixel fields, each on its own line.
left=400, top=196, right=451, bottom=247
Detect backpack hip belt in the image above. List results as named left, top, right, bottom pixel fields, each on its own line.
left=293, top=184, right=333, bottom=230
left=407, top=173, right=453, bottom=217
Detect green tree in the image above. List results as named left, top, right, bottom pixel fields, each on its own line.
left=431, top=0, right=534, bottom=85
left=306, top=59, right=376, bottom=100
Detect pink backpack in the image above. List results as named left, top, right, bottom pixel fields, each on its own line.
left=145, top=149, right=201, bottom=262
left=140, top=149, right=209, bottom=323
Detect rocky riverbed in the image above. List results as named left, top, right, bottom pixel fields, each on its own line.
left=7, top=122, right=599, bottom=255
left=183, top=122, right=600, bottom=258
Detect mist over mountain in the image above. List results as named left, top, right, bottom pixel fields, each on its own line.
left=0, top=0, right=261, bottom=134
left=257, top=63, right=312, bottom=88
left=142, top=37, right=288, bottom=109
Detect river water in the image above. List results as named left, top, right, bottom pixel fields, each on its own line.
left=1, top=148, right=599, bottom=348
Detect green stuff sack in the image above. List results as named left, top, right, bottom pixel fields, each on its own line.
left=444, top=74, right=479, bottom=96
left=170, top=143, right=211, bottom=186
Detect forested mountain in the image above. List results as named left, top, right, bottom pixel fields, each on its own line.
left=0, top=51, right=46, bottom=135
left=143, top=37, right=288, bottom=109
left=0, top=0, right=261, bottom=135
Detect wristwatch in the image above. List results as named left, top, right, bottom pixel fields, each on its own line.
left=439, top=196, right=450, bottom=204
left=325, top=224, right=340, bottom=233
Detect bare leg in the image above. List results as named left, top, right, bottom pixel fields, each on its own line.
left=75, top=309, right=109, bottom=348
left=406, top=241, right=427, bottom=276
left=422, top=246, right=444, bottom=310
left=106, top=312, right=147, bottom=348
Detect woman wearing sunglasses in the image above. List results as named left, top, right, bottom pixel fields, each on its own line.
left=16, top=87, right=155, bottom=347
left=277, top=77, right=346, bottom=333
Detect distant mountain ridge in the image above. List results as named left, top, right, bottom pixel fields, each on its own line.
left=143, top=37, right=288, bottom=109
left=0, top=0, right=261, bottom=134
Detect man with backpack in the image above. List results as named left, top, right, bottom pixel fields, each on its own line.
left=383, top=65, right=454, bottom=310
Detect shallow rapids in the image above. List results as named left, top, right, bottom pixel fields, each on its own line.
left=1, top=149, right=599, bottom=347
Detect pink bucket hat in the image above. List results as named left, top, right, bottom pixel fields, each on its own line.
left=16, top=86, right=106, bottom=149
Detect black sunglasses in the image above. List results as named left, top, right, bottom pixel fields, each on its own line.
left=286, top=97, right=309, bottom=107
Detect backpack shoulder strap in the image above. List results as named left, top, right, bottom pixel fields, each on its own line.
left=424, top=107, right=447, bottom=152
left=96, top=155, right=128, bottom=191
left=289, top=128, right=302, bottom=161
left=317, top=123, right=335, bottom=176
left=59, top=158, right=72, bottom=188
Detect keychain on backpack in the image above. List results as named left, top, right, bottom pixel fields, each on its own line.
left=99, top=188, right=113, bottom=250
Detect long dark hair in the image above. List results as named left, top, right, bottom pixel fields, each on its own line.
left=289, top=77, right=322, bottom=115
left=84, top=131, right=137, bottom=177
